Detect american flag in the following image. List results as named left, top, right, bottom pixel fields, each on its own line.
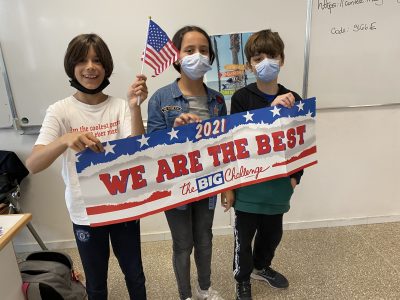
left=143, top=20, right=178, bottom=76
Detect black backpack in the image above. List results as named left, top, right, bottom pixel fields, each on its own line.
left=0, top=150, right=29, bottom=202
left=19, top=251, right=87, bottom=300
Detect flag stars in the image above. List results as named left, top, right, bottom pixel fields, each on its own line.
left=168, top=128, right=179, bottom=140
left=243, top=111, right=254, bottom=122
left=147, top=21, right=169, bottom=51
left=271, top=106, right=281, bottom=117
left=103, top=142, right=116, bottom=156
left=138, top=135, right=150, bottom=148
left=297, top=101, right=305, bottom=111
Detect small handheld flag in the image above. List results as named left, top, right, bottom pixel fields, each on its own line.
left=142, top=19, right=179, bottom=77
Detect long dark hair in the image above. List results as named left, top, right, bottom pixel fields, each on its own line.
left=172, top=26, right=215, bottom=73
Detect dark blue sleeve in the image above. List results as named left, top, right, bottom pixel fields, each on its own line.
left=147, top=92, right=167, bottom=134
left=230, top=90, right=247, bottom=114
left=220, top=95, right=227, bottom=117
left=290, top=169, right=304, bottom=185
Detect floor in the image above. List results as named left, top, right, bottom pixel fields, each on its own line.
left=60, top=222, right=400, bottom=299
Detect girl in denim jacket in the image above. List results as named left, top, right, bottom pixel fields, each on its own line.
left=147, top=26, right=226, bottom=300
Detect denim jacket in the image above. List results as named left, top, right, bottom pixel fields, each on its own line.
left=147, top=79, right=227, bottom=210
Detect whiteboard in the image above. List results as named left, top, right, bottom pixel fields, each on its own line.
left=0, top=71, right=12, bottom=128
left=0, top=45, right=12, bottom=128
left=308, top=0, right=400, bottom=108
left=0, top=0, right=307, bottom=127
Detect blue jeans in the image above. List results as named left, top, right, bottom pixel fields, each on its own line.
left=165, top=198, right=215, bottom=300
left=73, top=220, right=146, bottom=300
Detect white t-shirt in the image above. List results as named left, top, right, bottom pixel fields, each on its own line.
left=35, top=95, right=132, bottom=225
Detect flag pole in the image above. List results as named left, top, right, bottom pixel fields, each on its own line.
left=137, top=16, right=151, bottom=106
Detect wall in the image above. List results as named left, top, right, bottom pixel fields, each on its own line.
left=4, top=104, right=399, bottom=251
left=0, top=0, right=307, bottom=128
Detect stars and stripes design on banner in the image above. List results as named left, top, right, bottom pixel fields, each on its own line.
left=76, top=98, right=318, bottom=227
left=143, top=20, right=179, bottom=76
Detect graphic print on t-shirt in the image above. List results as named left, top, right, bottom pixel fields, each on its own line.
left=70, top=120, right=121, bottom=138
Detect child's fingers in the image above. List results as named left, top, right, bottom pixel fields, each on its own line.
left=72, top=140, right=86, bottom=152
left=177, top=115, right=190, bottom=125
left=128, top=76, right=148, bottom=101
left=283, top=93, right=295, bottom=107
left=136, top=74, right=147, bottom=81
left=173, top=116, right=185, bottom=127
left=80, top=133, right=103, bottom=152
left=273, top=93, right=295, bottom=108
left=223, top=201, right=233, bottom=212
left=85, top=132, right=104, bottom=151
left=221, top=192, right=234, bottom=212
left=174, top=113, right=202, bottom=127
left=134, top=85, right=148, bottom=97
left=174, top=115, right=190, bottom=126
left=130, top=80, right=149, bottom=104
left=134, top=80, right=147, bottom=89
left=184, top=113, right=202, bottom=123
left=92, top=140, right=104, bottom=152
left=221, top=199, right=228, bottom=211
left=287, top=93, right=295, bottom=107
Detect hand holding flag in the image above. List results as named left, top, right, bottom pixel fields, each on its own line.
left=137, top=18, right=179, bottom=105
left=127, top=74, right=148, bottom=107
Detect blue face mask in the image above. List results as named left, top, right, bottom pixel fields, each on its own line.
left=180, top=53, right=212, bottom=80
left=254, top=58, right=280, bottom=83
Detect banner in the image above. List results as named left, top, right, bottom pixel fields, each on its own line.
left=77, top=98, right=317, bottom=226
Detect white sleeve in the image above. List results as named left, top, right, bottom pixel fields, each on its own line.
left=35, top=104, right=64, bottom=146
left=121, top=101, right=132, bottom=138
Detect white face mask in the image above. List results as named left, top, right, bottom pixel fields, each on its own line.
left=180, top=53, right=212, bottom=80
left=254, top=58, right=280, bottom=82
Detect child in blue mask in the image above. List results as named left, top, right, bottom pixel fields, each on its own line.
left=147, top=26, right=227, bottom=300
left=26, top=33, right=148, bottom=300
left=222, top=29, right=304, bottom=300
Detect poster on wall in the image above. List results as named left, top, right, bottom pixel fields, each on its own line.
left=206, top=32, right=256, bottom=106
